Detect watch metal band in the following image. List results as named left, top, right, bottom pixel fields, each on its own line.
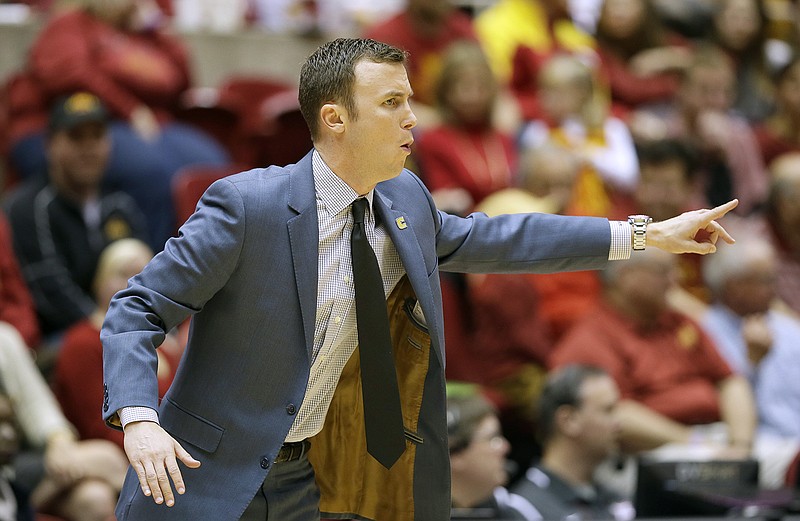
left=628, top=215, right=652, bottom=251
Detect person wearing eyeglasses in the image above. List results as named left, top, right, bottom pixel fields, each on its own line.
left=447, top=386, right=542, bottom=520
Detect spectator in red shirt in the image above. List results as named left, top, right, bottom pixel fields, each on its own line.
left=414, top=42, right=518, bottom=216
left=53, top=238, right=182, bottom=449
left=551, top=248, right=756, bottom=455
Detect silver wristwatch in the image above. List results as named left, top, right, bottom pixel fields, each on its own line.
left=628, top=215, right=652, bottom=251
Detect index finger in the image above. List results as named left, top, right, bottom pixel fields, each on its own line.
left=706, top=199, right=738, bottom=221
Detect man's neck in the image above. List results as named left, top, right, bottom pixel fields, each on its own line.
left=450, top=479, right=494, bottom=509
left=541, top=446, right=597, bottom=487
left=315, top=145, right=376, bottom=196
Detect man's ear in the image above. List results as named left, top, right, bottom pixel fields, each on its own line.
left=555, top=405, right=581, bottom=438
left=320, top=103, right=345, bottom=134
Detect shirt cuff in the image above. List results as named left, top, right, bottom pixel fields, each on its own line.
left=609, top=220, right=632, bottom=261
left=119, top=406, right=160, bottom=429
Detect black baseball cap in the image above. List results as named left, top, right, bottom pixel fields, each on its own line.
left=49, top=92, right=108, bottom=133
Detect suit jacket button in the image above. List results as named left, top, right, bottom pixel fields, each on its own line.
left=260, top=457, right=270, bottom=469
left=286, top=404, right=296, bottom=415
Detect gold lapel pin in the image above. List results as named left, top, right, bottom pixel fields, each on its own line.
left=395, top=216, right=407, bottom=230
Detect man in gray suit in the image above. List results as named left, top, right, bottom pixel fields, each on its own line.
left=102, top=38, right=738, bottom=521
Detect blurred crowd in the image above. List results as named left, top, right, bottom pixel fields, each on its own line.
left=2, top=0, right=800, bottom=519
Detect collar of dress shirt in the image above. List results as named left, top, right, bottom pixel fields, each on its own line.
left=312, top=149, right=374, bottom=216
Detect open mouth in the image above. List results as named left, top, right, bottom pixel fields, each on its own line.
left=401, top=141, right=414, bottom=152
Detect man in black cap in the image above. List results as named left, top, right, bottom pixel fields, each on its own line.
left=4, top=91, right=148, bottom=338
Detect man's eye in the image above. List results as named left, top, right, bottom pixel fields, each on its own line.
left=385, top=99, right=396, bottom=106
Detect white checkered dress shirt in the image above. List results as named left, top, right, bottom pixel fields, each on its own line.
left=609, top=220, right=632, bottom=261
left=118, top=155, right=631, bottom=430
left=283, top=151, right=405, bottom=441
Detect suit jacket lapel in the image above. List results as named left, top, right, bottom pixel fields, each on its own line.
left=287, top=152, right=319, bottom=361
left=372, top=190, right=443, bottom=367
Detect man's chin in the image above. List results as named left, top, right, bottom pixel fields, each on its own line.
left=379, top=166, right=405, bottom=182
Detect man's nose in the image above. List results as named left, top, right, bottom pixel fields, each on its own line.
left=402, top=101, right=417, bottom=130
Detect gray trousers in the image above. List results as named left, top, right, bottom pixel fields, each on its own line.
left=239, top=453, right=321, bottom=521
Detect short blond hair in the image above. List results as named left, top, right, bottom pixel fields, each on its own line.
left=92, top=238, right=153, bottom=297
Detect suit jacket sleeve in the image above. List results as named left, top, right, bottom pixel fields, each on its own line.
left=102, top=178, right=245, bottom=423
left=434, top=207, right=612, bottom=274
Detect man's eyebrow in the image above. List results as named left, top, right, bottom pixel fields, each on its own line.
left=383, top=89, right=413, bottom=98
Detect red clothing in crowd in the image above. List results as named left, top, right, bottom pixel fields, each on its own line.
left=551, top=303, right=733, bottom=425
left=524, top=270, right=601, bottom=343
left=155, top=0, right=173, bottom=16
left=509, top=44, right=553, bottom=122
left=0, top=212, right=40, bottom=348
left=754, top=124, right=800, bottom=166
left=595, top=47, right=679, bottom=113
left=462, top=273, right=553, bottom=385
left=364, top=10, right=477, bottom=106
left=414, top=125, right=517, bottom=209
left=33, top=8, right=190, bottom=119
left=9, top=7, right=191, bottom=144
left=593, top=32, right=691, bottom=114
left=53, top=319, right=181, bottom=448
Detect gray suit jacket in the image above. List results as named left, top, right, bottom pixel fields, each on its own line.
left=102, top=151, right=611, bottom=520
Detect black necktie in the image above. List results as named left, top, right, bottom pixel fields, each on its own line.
left=350, top=197, right=406, bottom=469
